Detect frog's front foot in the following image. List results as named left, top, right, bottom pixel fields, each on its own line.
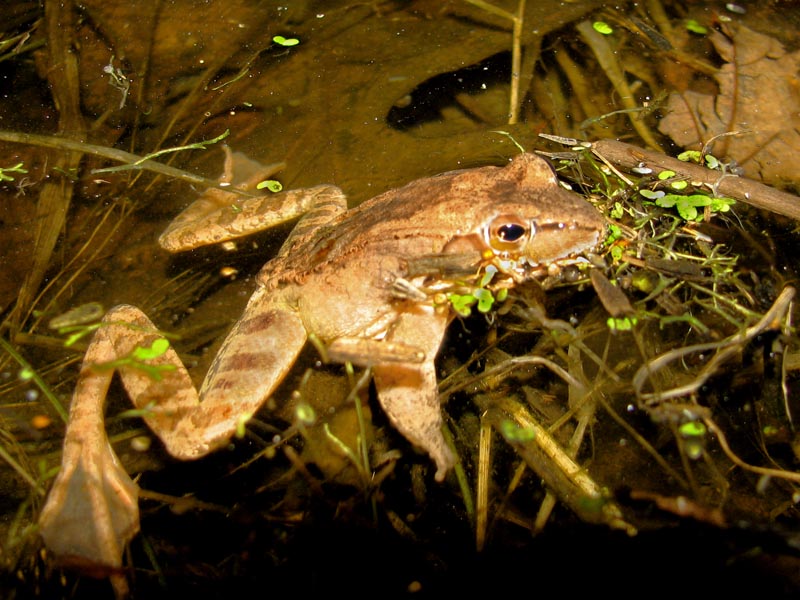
left=38, top=437, right=139, bottom=574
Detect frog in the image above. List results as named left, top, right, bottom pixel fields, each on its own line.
left=37, top=148, right=606, bottom=576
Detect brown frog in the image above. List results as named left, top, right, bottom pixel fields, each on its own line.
left=38, top=149, right=605, bottom=575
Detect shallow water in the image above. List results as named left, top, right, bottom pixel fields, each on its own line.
left=1, top=1, right=800, bottom=597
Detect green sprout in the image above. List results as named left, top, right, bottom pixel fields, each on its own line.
left=0, top=162, right=28, bottom=182
left=56, top=322, right=103, bottom=347
left=678, top=420, right=707, bottom=459
left=273, top=35, right=299, bottom=47
left=93, top=130, right=230, bottom=175
left=677, top=150, right=724, bottom=170
left=95, top=338, right=176, bottom=381
left=685, top=19, right=708, bottom=35
left=256, top=179, right=283, bottom=192
left=604, top=223, right=623, bottom=245
left=606, top=316, right=638, bottom=331
left=447, top=264, right=507, bottom=317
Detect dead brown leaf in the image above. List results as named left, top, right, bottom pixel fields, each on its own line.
left=658, top=24, right=800, bottom=189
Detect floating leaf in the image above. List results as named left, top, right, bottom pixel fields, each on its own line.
left=257, top=179, right=283, bottom=192
left=592, top=21, right=613, bottom=35
left=273, top=35, right=299, bottom=47
left=685, top=19, right=708, bottom=35
left=639, top=189, right=664, bottom=200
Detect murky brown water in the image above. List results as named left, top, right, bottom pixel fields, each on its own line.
left=1, top=1, right=800, bottom=597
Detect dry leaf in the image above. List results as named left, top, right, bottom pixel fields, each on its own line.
left=658, top=24, right=800, bottom=188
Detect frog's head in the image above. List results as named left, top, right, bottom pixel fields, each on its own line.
left=446, top=152, right=606, bottom=273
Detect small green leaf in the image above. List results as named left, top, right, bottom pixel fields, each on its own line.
left=132, top=338, right=171, bottom=361
left=449, top=293, right=476, bottom=317
left=639, top=189, right=664, bottom=200
left=657, top=170, right=676, bottom=180
left=676, top=200, right=698, bottom=221
left=710, top=196, right=735, bottom=212
left=273, top=35, right=300, bottom=47
left=499, top=419, right=537, bottom=443
left=606, top=316, right=637, bottom=331
left=606, top=224, right=622, bottom=242
left=592, top=21, right=613, bottom=35
left=685, top=19, right=708, bottom=35
left=473, top=288, right=495, bottom=313
left=669, top=180, right=688, bottom=190
left=235, top=412, right=252, bottom=438
left=479, top=265, right=497, bottom=288
left=683, top=437, right=704, bottom=459
left=295, top=403, right=316, bottom=426
left=677, top=150, right=702, bottom=163
left=655, top=194, right=677, bottom=208
left=679, top=421, right=707, bottom=437
left=257, top=179, right=283, bottom=192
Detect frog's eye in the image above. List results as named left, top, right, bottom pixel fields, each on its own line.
left=484, top=214, right=532, bottom=253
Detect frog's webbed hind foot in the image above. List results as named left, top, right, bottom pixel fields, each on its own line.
left=38, top=436, right=138, bottom=574
left=36, top=304, right=187, bottom=574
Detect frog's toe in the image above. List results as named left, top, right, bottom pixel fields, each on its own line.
left=39, top=443, right=139, bottom=575
left=432, top=443, right=456, bottom=482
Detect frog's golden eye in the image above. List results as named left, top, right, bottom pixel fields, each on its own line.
left=484, top=214, right=532, bottom=253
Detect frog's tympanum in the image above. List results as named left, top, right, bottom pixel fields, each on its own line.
left=38, top=150, right=606, bottom=574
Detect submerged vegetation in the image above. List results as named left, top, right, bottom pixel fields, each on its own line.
left=0, top=0, right=799, bottom=597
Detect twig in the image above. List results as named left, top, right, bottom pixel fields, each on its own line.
left=0, top=130, right=222, bottom=189
left=592, top=139, right=800, bottom=221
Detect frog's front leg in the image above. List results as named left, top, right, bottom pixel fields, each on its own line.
left=38, top=290, right=307, bottom=571
left=372, top=307, right=456, bottom=481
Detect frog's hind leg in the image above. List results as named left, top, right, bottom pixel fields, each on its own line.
left=167, top=287, right=308, bottom=457
left=38, top=305, right=188, bottom=573
left=38, top=299, right=307, bottom=573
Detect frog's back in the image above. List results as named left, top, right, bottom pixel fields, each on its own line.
left=260, top=153, right=598, bottom=289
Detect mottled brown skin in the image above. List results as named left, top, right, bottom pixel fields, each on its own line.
left=38, top=149, right=606, bottom=578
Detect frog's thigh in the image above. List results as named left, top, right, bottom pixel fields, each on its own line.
left=373, top=309, right=456, bottom=481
